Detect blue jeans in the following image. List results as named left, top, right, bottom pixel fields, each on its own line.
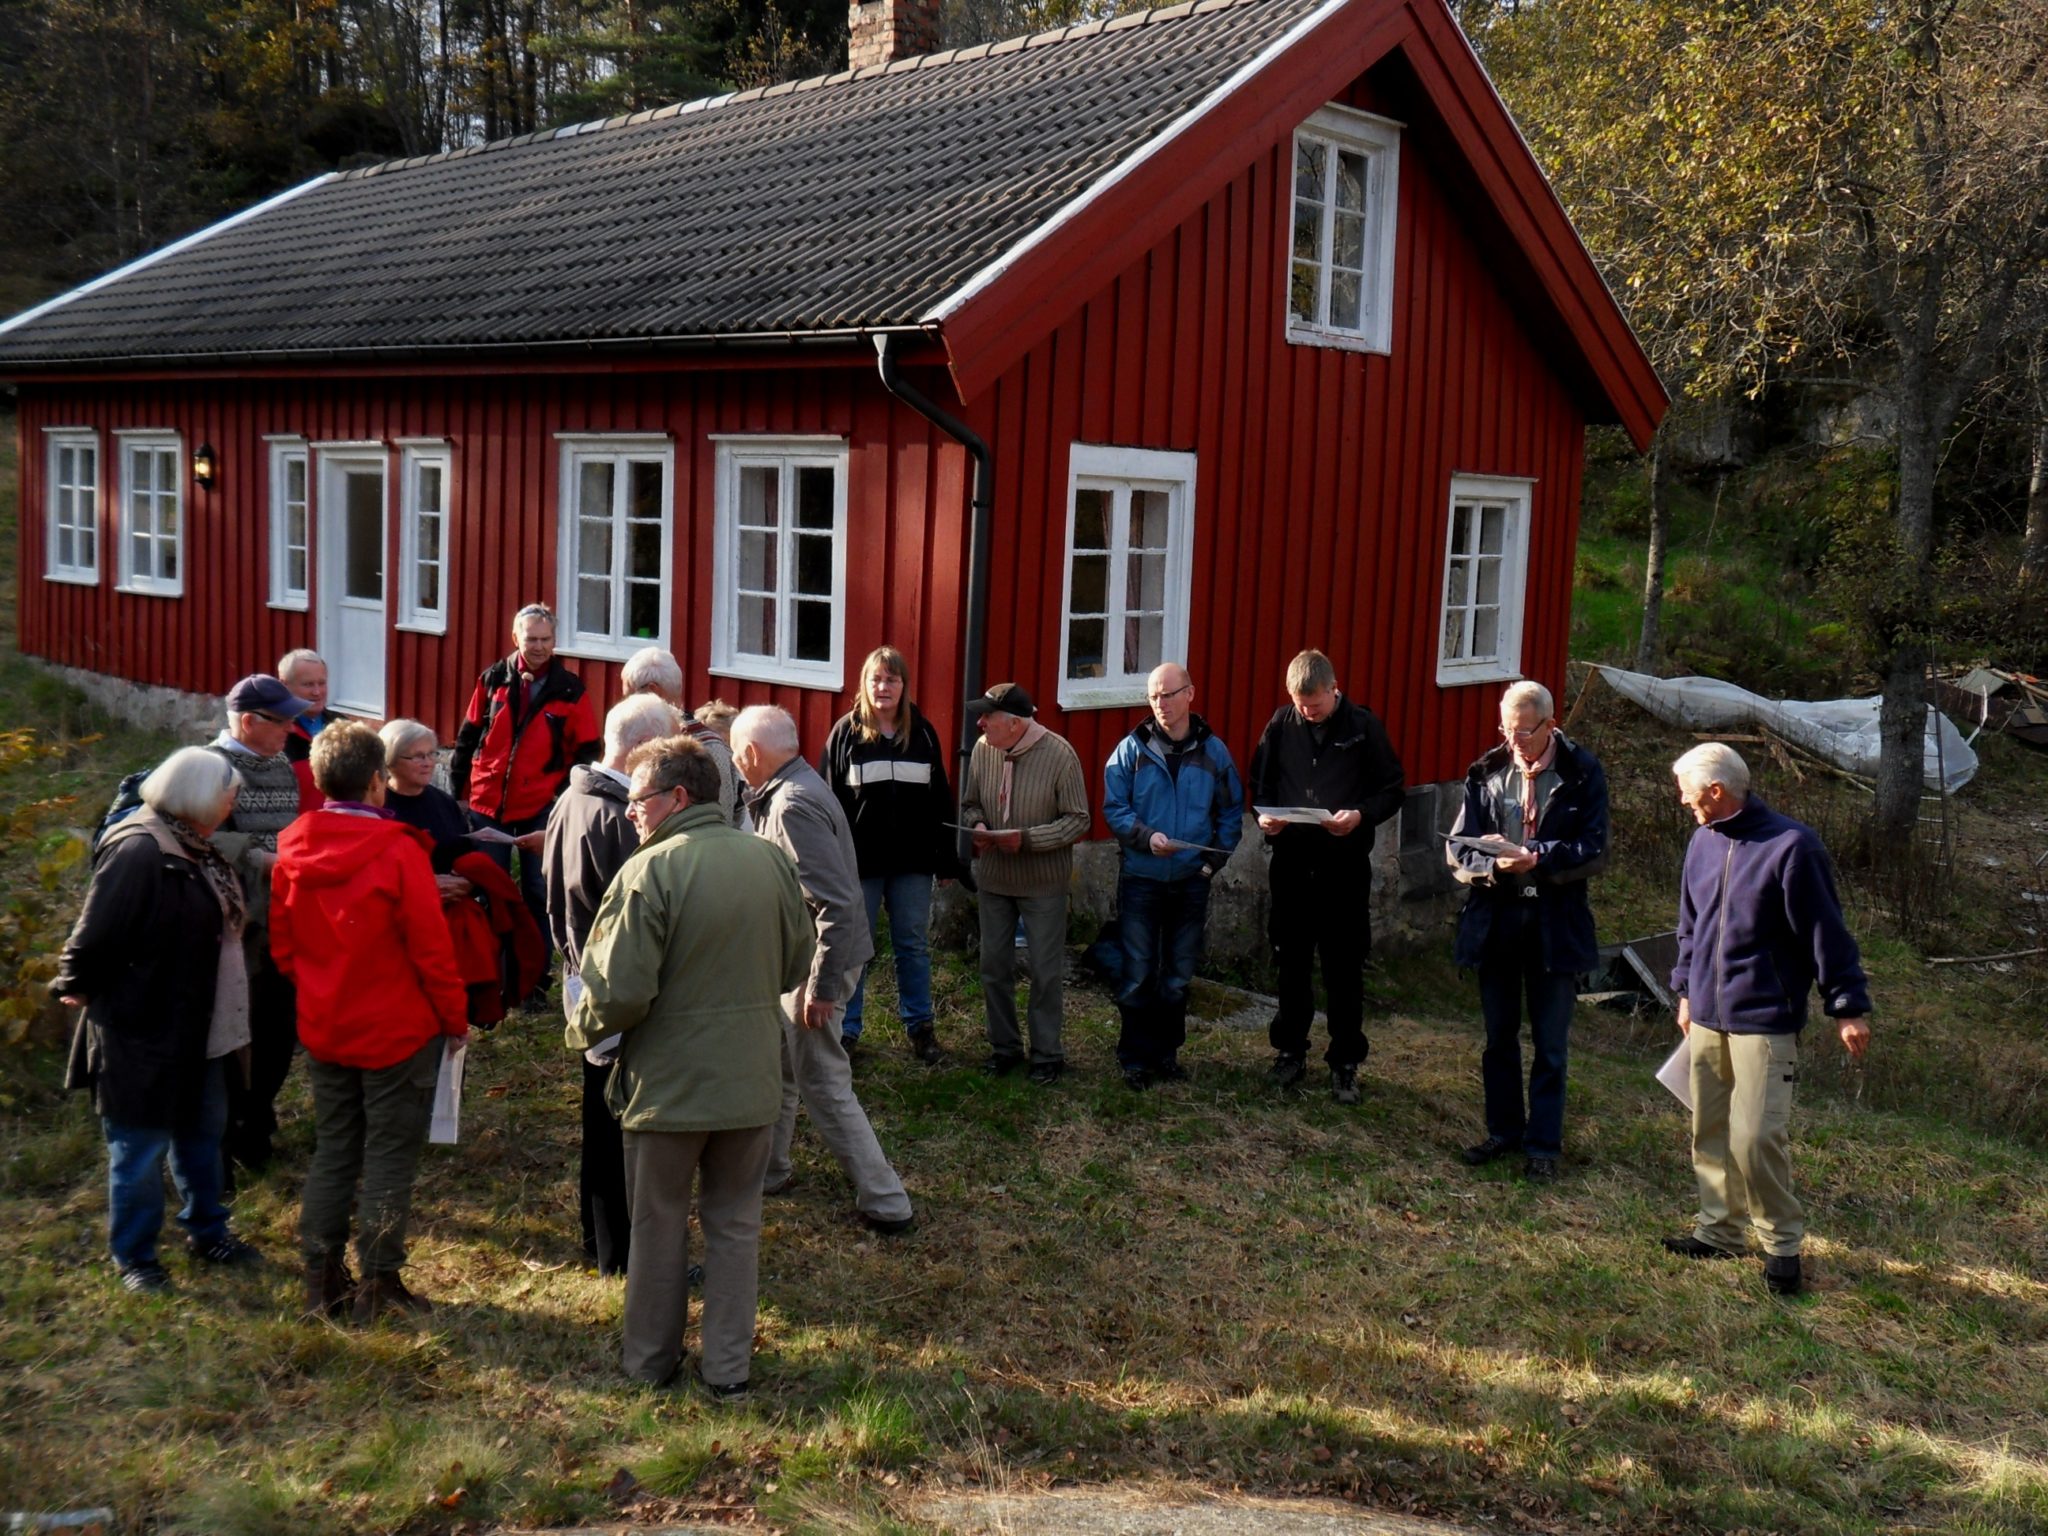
left=1476, top=902, right=1577, bottom=1158
left=1115, top=873, right=1209, bottom=1069
left=102, top=1056, right=230, bottom=1268
left=844, top=873, right=935, bottom=1039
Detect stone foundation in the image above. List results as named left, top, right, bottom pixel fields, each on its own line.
left=30, top=659, right=225, bottom=742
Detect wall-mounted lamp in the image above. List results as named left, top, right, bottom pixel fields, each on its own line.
left=192, top=443, right=218, bottom=489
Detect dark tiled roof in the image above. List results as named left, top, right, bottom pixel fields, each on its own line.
left=0, top=0, right=1327, bottom=368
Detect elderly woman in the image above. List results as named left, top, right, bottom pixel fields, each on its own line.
left=380, top=720, right=471, bottom=884
left=56, top=747, right=264, bottom=1293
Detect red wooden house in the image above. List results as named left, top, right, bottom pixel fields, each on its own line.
left=1, top=0, right=1663, bottom=923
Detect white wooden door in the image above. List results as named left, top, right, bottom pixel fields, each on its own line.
left=318, top=453, right=388, bottom=717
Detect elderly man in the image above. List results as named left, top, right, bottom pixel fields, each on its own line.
left=207, top=673, right=315, bottom=1176
left=451, top=602, right=601, bottom=991
left=569, top=735, right=812, bottom=1395
left=1249, top=649, right=1405, bottom=1105
left=620, top=645, right=744, bottom=826
left=961, top=684, right=1091, bottom=1085
left=1663, top=743, right=1871, bottom=1297
left=1102, top=663, right=1242, bottom=1089
left=277, top=649, right=343, bottom=812
left=1446, top=681, right=1609, bottom=1181
left=730, top=705, right=915, bottom=1233
left=545, top=692, right=681, bottom=1276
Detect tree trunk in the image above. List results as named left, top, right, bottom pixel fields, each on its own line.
left=1636, top=431, right=1670, bottom=672
left=2023, top=413, right=2048, bottom=590
left=1872, top=368, right=1940, bottom=839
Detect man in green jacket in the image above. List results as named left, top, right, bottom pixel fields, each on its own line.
left=568, top=734, right=813, bottom=1398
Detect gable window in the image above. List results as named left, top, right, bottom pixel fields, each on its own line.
left=1057, top=444, right=1196, bottom=710
left=1286, top=104, right=1401, bottom=354
left=711, top=436, right=848, bottom=690
left=398, top=440, right=451, bottom=632
left=44, top=429, right=99, bottom=584
left=267, top=437, right=309, bottom=609
left=115, top=431, right=183, bottom=597
left=555, top=434, right=673, bottom=661
left=1436, top=473, right=1533, bottom=687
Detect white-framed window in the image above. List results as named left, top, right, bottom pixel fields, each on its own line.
left=1436, top=473, right=1534, bottom=687
left=114, top=431, right=184, bottom=597
left=710, top=436, right=849, bottom=690
left=555, top=434, right=673, bottom=661
left=1285, top=104, right=1401, bottom=354
left=397, top=439, right=452, bottom=632
left=1056, top=443, right=1197, bottom=710
left=43, top=428, right=99, bottom=584
left=266, top=436, right=310, bottom=609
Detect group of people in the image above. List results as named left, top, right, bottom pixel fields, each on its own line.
left=54, top=604, right=1874, bottom=1397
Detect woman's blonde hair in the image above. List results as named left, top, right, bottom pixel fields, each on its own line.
left=854, top=644, right=917, bottom=744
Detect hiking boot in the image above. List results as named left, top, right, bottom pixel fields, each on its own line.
left=696, top=1371, right=749, bottom=1402
left=1152, top=1059, right=1190, bottom=1083
left=1121, top=1065, right=1152, bottom=1091
left=1331, top=1064, right=1362, bottom=1105
left=983, top=1052, right=1025, bottom=1077
left=762, top=1174, right=797, bottom=1197
left=190, top=1232, right=264, bottom=1267
left=1028, top=1061, right=1064, bottom=1087
left=840, top=1033, right=860, bottom=1062
left=1267, top=1052, right=1307, bottom=1088
left=302, top=1251, right=355, bottom=1321
left=1522, top=1155, right=1559, bottom=1183
left=352, top=1271, right=433, bottom=1324
left=908, top=1028, right=943, bottom=1066
left=1461, top=1135, right=1519, bottom=1167
left=860, top=1212, right=917, bottom=1237
left=1765, top=1253, right=1803, bottom=1296
left=118, top=1262, right=172, bottom=1295
left=1662, top=1234, right=1743, bottom=1261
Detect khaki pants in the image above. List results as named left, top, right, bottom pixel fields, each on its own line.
left=1688, top=1026, right=1803, bottom=1257
left=766, top=1002, right=913, bottom=1223
left=620, top=1125, right=771, bottom=1388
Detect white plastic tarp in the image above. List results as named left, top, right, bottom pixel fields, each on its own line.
left=1591, top=666, right=1977, bottom=795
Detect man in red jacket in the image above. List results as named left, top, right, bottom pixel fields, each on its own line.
left=274, top=721, right=469, bottom=1324
left=449, top=603, right=601, bottom=996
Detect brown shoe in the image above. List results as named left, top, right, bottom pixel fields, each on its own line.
left=352, top=1270, right=434, bottom=1324
left=301, top=1251, right=355, bottom=1321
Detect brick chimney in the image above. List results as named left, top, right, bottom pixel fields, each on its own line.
left=848, top=0, right=942, bottom=69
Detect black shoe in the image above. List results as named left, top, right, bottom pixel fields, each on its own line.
left=696, top=1371, right=749, bottom=1402
left=861, top=1212, right=917, bottom=1236
left=190, top=1232, right=263, bottom=1267
left=1522, top=1155, right=1559, bottom=1182
left=118, top=1262, right=172, bottom=1294
left=1028, top=1061, right=1064, bottom=1087
left=983, top=1052, right=1025, bottom=1077
left=1331, top=1064, right=1361, bottom=1105
left=1121, top=1065, right=1151, bottom=1091
left=1662, top=1234, right=1743, bottom=1261
left=762, top=1174, right=796, bottom=1197
left=840, top=1033, right=859, bottom=1061
left=1765, top=1254, right=1803, bottom=1296
left=1461, top=1135, right=1520, bottom=1167
left=908, top=1028, right=943, bottom=1066
left=1152, top=1060, right=1190, bottom=1083
left=1268, top=1052, right=1307, bottom=1088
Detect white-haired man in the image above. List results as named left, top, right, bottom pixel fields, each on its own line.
left=278, top=649, right=343, bottom=812
left=730, top=705, right=914, bottom=1234
left=621, top=645, right=744, bottom=826
left=545, top=691, right=682, bottom=1275
left=1663, top=742, right=1871, bottom=1297
left=1446, top=680, right=1608, bottom=1182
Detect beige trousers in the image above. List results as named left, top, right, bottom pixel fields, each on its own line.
left=766, top=1000, right=913, bottom=1223
left=619, top=1124, right=771, bottom=1388
left=1688, top=1026, right=1803, bottom=1257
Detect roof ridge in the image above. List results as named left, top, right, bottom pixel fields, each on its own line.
left=339, top=0, right=1273, bottom=182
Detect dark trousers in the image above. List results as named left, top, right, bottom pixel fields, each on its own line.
left=478, top=809, right=554, bottom=980
left=225, top=961, right=297, bottom=1170
left=1476, top=901, right=1576, bottom=1158
left=1115, top=873, right=1209, bottom=1069
left=300, top=1035, right=443, bottom=1275
left=580, top=1057, right=630, bottom=1276
left=103, top=1057, right=230, bottom=1268
left=1268, top=842, right=1371, bottom=1068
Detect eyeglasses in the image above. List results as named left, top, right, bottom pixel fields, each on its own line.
left=396, top=750, right=438, bottom=764
left=1501, top=724, right=1548, bottom=739
left=627, top=785, right=677, bottom=809
left=1146, top=684, right=1193, bottom=704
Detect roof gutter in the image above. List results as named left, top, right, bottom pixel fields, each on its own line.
left=875, top=333, right=992, bottom=877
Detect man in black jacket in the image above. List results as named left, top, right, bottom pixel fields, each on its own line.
left=1249, top=650, right=1405, bottom=1104
left=1446, top=681, right=1608, bottom=1181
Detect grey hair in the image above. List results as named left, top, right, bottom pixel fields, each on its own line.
left=1285, top=649, right=1336, bottom=696
left=379, top=718, right=440, bottom=765
left=141, top=746, right=240, bottom=824
left=277, top=648, right=325, bottom=684
left=731, top=704, right=800, bottom=757
left=1501, top=680, right=1554, bottom=719
left=606, top=693, right=681, bottom=761
left=621, top=646, right=685, bottom=703
left=1673, top=742, right=1751, bottom=799
left=511, top=602, right=556, bottom=631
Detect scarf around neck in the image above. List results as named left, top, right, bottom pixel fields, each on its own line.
left=996, top=719, right=1049, bottom=827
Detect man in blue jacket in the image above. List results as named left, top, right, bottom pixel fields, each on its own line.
left=1103, top=663, right=1243, bottom=1088
left=1446, top=681, right=1608, bottom=1182
left=1664, top=742, right=1871, bottom=1297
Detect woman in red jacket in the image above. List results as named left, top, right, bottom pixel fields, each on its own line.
left=273, top=721, right=469, bottom=1323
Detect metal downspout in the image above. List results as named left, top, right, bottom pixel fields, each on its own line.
left=875, top=334, right=993, bottom=874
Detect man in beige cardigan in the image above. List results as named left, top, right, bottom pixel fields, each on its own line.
left=961, top=684, right=1092, bottom=1085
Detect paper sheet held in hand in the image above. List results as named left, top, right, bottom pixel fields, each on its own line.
left=1444, top=833, right=1530, bottom=859
left=1656, top=1036, right=1692, bottom=1112
left=465, top=825, right=519, bottom=845
left=1253, top=806, right=1335, bottom=825
left=429, top=1038, right=467, bottom=1144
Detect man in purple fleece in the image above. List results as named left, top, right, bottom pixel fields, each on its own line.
left=1662, top=742, right=1872, bottom=1297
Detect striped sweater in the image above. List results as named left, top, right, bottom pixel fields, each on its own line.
left=959, top=730, right=1091, bottom=897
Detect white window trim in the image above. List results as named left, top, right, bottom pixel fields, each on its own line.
left=554, top=433, right=676, bottom=663
left=267, top=436, right=310, bottom=611
left=1435, top=472, right=1535, bottom=688
left=1056, top=443, right=1198, bottom=711
left=113, top=429, right=185, bottom=598
left=1284, top=104, right=1402, bottom=356
left=42, top=426, right=100, bottom=585
left=396, top=438, right=452, bottom=634
left=709, top=436, right=850, bottom=691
